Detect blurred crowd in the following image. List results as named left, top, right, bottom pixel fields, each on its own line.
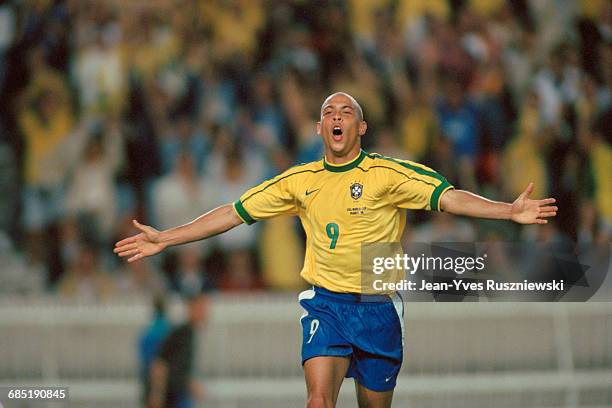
left=0, top=0, right=610, bottom=300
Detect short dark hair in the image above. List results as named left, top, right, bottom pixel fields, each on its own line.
left=321, top=92, right=364, bottom=121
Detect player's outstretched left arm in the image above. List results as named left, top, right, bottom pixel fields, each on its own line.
left=440, top=182, right=557, bottom=224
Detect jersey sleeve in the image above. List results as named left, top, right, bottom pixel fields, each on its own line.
left=233, top=170, right=299, bottom=225
left=386, top=160, right=454, bottom=211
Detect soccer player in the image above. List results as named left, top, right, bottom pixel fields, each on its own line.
left=115, top=92, right=557, bottom=408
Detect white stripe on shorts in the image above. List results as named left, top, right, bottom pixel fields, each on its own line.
left=390, top=292, right=405, bottom=347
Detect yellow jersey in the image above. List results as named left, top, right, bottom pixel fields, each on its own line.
left=233, top=150, right=454, bottom=293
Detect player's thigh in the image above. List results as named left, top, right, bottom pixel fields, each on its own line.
left=304, top=355, right=350, bottom=406
left=354, top=381, right=394, bottom=408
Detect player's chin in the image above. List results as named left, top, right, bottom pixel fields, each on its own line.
left=327, top=138, right=347, bottom=154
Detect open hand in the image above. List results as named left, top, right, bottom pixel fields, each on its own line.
left=511, top=183, right=558, bottom=225
left=114, top=220, right=166, bottom=262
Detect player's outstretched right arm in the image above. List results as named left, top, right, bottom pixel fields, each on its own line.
left=114, top=204, right=243, bottom=262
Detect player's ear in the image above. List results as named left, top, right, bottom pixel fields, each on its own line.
left=316, top=121, right=322, bottom=135
left=359, top=120, right=367, bottom=136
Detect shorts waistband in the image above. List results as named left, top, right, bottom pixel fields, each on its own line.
left=313, top=286, right=392, bottom=304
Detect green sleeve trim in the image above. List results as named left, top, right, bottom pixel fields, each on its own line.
left=430, top=181, right=454, bottom=211
left=233, top=200, right=256, bottom=225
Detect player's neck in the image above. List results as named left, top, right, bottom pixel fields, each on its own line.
left=324, top=148, right=362, bottom=165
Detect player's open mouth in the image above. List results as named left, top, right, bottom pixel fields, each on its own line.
left=332, top=126, right=343, bottom=141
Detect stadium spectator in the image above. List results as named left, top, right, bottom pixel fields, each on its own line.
left=0, top=232, right=45, bottom=295
left=149, top=293, right=208, bottom=408
left=587, top=109, right=612, bottom=232
left=250, top=72, right=286, bottom=147
left=65, top=119, right=124, bottom=244
left=0, top=136, right=19, bottom=238
left=58, top=245, right=114, bottom=301
left=18, top=48, right=74, bottom=267
left=174, top=247, right=211, bottom=297
left=436, top=79, right=480, bottom=190
left=398, top=92, right=440, bottom=161
left=138, top=295, right=171, bottom=406
left=152, top=152, right=214, bottom=232
left=502, top=91, right=548, bottom=200
left=279, top=72, right=324, bottom=164
left=411, top=212, right=477, bottom=243
left=158, top=116, right=209, bottom=176
left=207, top=140, right=264, bottom=252
left=200, top=0, right=265, bottom=61
left=72, top=18, right=126, bottom=115
left=115, top=257, right=167, bottom=297
left=218, top=248, right=262, bottom=292
left=370, top=127, right=407, bottom=160
left=0, top=2, right=16, bottom=81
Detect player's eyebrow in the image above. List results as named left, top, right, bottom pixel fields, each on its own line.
left=322, top=104, right=354, bottom=111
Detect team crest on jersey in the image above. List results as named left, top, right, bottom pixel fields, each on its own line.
left=350, top=182, right=363, bottom=200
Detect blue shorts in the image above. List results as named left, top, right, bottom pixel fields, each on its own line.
left=299, top=286, right=404, bottom=392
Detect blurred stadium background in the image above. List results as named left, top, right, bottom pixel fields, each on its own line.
left=0, top=0, right=611, bottom=407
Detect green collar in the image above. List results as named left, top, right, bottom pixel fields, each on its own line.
left=323, top=150, right=366, bottom=172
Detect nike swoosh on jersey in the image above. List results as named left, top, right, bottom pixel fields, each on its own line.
left=305, top=189, right=320, bottom=196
